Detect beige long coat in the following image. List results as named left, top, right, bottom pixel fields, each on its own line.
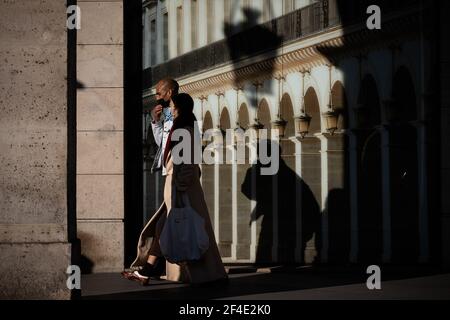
left=129, top=127, right=227, bottom=284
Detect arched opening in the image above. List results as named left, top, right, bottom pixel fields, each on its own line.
left=238, top=103, right=250, bottom=129
left=257, top=99, right=271, bottom=128
left=218, top=107, right=232, bottom=258
left=304, top=87, right=321, bottom=135
left=357, top=74, right=383, bottom=263
left=202, top=111, right=215, bottom=229
left=390, top=67, right=419, bottom=263
left=331, top=81, right=348, bottom=130
left=393, top=66, right=418, bottom=122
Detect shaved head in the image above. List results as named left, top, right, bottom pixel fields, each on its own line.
left=158, top=78, right=179, bottom=95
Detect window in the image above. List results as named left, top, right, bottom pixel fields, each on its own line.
left=177, top=6, right=183, bottom=55
left=191, top=0, right=198, bottom=49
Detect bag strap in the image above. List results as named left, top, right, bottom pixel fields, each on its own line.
left=171, top=183, right=191, bottom=208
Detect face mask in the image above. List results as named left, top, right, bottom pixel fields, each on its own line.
left=157, top=98, right=170, bottom=109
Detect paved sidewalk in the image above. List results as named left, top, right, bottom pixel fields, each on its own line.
left=81, top=266, right=450, bottom=300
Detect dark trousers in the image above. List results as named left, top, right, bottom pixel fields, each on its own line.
left=148, top=212, right=166, bottom=257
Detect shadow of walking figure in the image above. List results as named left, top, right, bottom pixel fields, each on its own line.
left=241, top=140, right=321, bottom=265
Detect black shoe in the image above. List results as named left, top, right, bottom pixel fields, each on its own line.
left=138, top=259, right=165, bottom=279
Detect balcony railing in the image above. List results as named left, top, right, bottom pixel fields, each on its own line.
left=143, top=0, right=420, bottom=90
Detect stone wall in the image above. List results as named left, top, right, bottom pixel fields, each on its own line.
left=76, top=0, right=124, bottom=273
left=440, top=0, right=450, bottom=266
left=0, top=0, right=71, bottom=299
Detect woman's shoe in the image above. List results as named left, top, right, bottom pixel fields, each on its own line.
left=136, top=260, right=165, bottom=279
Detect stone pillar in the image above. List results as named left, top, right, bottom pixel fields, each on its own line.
left=0, top=1, right=73, bottom=299
left=214, top=143, right=220, bottom=242
left=416, top=120, right=430, bottom=263
left=143, top=8, right=151, bottom=68
left=183, top=0, right=192, bottom=53
left=249, top=142, right=258, bottom=262
left=380, top=123, right=392, bottom=263
left=348, top=130, right=359, bottom=263
left=318, top=133, right=346, bottom=264
left=215, top=0, right=225, bottom=40
left=291, top=137, right=304, bottom=264
left=271, top=168, right=279, bottom=263
left=198, top=0, right=208, bottom=47
left=231, top=145, right=238, bottom=260
left=168, top=0, right=178, bottom=59
left=156, top=0, right=164, bottom=64
left=76, top=1, right=124, bottom=273
left=439, top=0, right=450, bottom=267
left=292, top=136, right=321, bottom=264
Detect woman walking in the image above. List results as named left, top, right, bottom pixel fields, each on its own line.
left=124, top=93, right=228, bottom=286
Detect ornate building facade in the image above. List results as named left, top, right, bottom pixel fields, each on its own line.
left=142, top=0, right=444, bottom=265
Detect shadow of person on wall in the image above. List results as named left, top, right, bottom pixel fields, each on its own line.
left=326, top=188, right=351, bottom=264
left=241, top=139, right=321, bottom=266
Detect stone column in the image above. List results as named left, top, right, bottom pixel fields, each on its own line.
left=291, top=137, right=304, bottom=264
left=183, top=0, right=192, bottom=53
left=214, top=140, right=220, bottom=241
left=292, top=136, right=321, bottom=264
left=380, top=123, right=392, bottom=263
left=249, top=140, right=259, bottom=262
left=168, top=0, right=178, bottom=59
left=318, top=133, right=345, bottom=264
left=348, top=130, right=359, bottom=263
left=76, top=1, right=124, bottom=273
left=156, top=0, right=164, bottom=64
left=198, top=0, right=208, bottom=47
left=143, top=8, right=151, bottom=68
left=215, top=0, right=225, bottom=40
left=0, top=1, right=73, bottom=299
left=231, top=144, right=238, bottom=260
left=439, top=0, right=450, bottom=267
left=415, top=119, right=430, bottom=263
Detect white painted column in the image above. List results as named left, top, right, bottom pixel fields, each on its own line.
left=272, top=0, right=283, bottom=18
left=318, top=133, right=329, bottom=264
left=249, top=140, right=258, bottom=262
left=272, top=173, right=279, bottom=262
left=214, top=143, right=220, bottom=240
left=380, top=123, right=392, bottom=263
left=215, top=0, right=225, bottom=40
left=183, top=0, right=192, bottom=53
left=231, top=145, right=238, bottom=260
left=253, top=0, right=265, bottom=24
left=348, top=130, right=359, bottom=263
left=291, top=136, right=304, bottom=264
left=168, top=0, right=178, bottom=59
left=198, top=0, right=208, bottom=47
